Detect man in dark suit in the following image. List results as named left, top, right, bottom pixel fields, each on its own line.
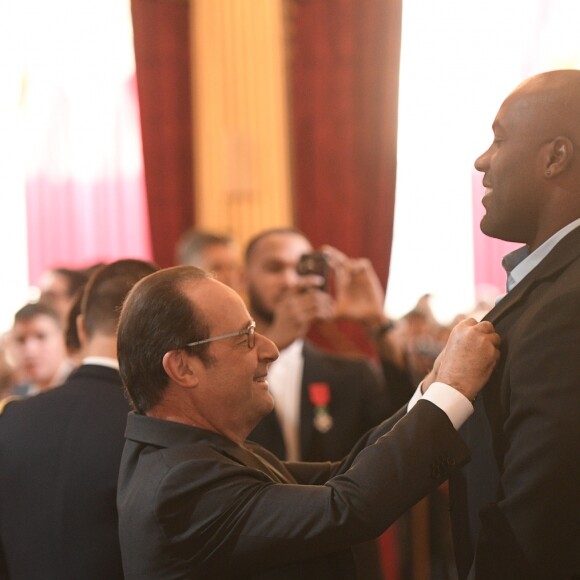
left=449, top=69, right=580, bottom=579
left=243, top=228, right=387, bottom=462
left=115, top=265, right=500, bottom=579
left=0, top=259, right=157, bottom=580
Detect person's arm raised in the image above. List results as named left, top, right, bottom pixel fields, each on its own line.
left=263, top=276, right=335, bottom=350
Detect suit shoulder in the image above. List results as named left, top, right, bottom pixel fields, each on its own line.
left=0, top=388, right=67, bottom=431
left=0, top=395, right=22, bottom=416
left=316, top=350, right=380, bottom=378
left=304, top=342, right=374, bottom=368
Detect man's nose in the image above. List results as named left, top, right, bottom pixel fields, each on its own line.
left=281, top=267, right=300, bottom=288
left=256, top=333, right=279, bottom=363
left=474, top=148, right=490, bottom=172
left=22, top=340, right=38, bottom=354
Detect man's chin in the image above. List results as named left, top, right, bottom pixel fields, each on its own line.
left=260, top=393, right=275, bottom=416
left=481, top=216, right=517, bottom=242
left=480, top=215, right=498, bottom=239
left=248, top=397, right=276, bottom=432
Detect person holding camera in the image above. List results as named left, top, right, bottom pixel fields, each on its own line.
left=243, top=228, right=387, bottom=465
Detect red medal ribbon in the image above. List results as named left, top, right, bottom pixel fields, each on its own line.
left=308, top=382, right=331, bottom=407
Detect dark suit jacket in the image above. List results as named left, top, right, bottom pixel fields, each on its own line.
left=0, top=364, right=130, bottom=580
left=450, top=227, right=580, bottom=579
left=249, top=341, right=387, bottom=461
left=117, top=400, right=470, bottom=579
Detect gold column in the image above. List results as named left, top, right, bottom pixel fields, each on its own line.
left=192, top=0, right=293, bottom=246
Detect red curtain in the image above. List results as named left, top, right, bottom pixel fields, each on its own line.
left=131, top=0, right=194, bottom=268
left=286, top=0, right=402, bottom=360
left=288, top=0, right=402, bottom=288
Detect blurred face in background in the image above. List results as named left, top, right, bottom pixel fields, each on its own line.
left=244, top=232, right=312, bottom=323
left=38, top=271, right=75, bottom=323
left=9, top=314, right=67, bottom=390
left=197, top=243, right=242, bottom=292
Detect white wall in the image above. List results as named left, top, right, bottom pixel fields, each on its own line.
left=387, top=0, right=580, bottom=323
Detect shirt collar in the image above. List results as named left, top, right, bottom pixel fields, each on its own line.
left=82, top=356, right=119, bottom=370
left=502, top=217, right=580, bottom=292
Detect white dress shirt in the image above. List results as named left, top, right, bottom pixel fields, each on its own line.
left=267, top=339, right=304, bottom=461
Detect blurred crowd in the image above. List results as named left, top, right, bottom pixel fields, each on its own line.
left=0, top=231, right=492, bottom=406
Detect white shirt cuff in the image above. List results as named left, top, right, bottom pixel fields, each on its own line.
left=407, top=381, right=473, bottom=430
left=407, top=382, right=424, bottom=411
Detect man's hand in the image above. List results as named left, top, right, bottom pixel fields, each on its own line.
left=265, top=279, right=335, bottom=349
left=322, top=245, right=386, bottom=325
left=433, top=318, right=500, bottom=401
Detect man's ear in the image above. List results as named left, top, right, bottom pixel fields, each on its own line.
left=76, top=314, right=87, bottom=349
left=162, top=350, right=200, bottom=388
left=544, top=136, right=574, bottom=177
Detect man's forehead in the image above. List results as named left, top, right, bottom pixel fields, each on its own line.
left=253, top=234, right=311, bottom=259
left=14, top=314, right=58, bottom=328
left=13, top=318, right=59, bottom=338
left=202, top=244, right=238, bottom=262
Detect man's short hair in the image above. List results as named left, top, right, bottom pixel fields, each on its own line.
left=14, top=302, right=62, bottom=328
left=80, top=259, right=159, bottom=340
left=244, top=227, right=307, bottom=264
left=176, top=229, right=234, bottom=266
left=117, top=266, right=213, bottom=414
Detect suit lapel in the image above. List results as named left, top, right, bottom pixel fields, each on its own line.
left=481, top=227, right=580, bottom=463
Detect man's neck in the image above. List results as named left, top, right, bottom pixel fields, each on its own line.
left=83, top=334, right=117, bottom=360
left=147, top=405, right=248, bottom=447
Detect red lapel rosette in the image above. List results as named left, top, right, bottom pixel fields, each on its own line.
left=308, top=382, right=331, bottom=407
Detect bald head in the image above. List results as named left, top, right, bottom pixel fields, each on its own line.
left=508, top=69, right=580, bottom=146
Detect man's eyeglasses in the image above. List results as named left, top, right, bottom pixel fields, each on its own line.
left=185, top=321, right=256, bottom=350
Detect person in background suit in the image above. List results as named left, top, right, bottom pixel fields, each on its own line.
left=115, top=265, right=500, bottom=579
left=449, top=69, right=580, bottom=579
left=243, top=228, right=388, bottom=463
left=0, top=258, right=157, bottom=580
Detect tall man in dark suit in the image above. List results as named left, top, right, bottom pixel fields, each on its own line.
left=0, top=259, right=157, bottom=580
left=115, top=265, right=500, bottom=579
left=449, top=69, right=580, bottom=579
